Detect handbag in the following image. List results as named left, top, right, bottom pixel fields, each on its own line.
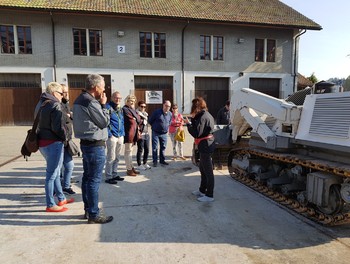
left=67, top=140, right=80, bottom=156
left=21, top=100, right=50, bottom=159
left=174, top=127, right=185, bottom=142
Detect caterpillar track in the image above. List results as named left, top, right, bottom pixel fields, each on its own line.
left=228, top=147, right=350, bottom=226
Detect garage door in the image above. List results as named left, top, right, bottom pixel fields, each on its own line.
left=134, top=76, right=173, bottom=117
left=249, top=78, right=281, bottom=98
left=195, top=77, right=229, bottom=119
left=0, top=73, right=42, bottom=125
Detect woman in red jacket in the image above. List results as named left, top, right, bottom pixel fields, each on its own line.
left=168, top=104, right=186, bottom=160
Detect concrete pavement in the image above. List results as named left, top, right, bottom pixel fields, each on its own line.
left=1, top=126, right=350, bottom=264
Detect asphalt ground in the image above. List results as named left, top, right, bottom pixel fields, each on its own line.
left=1, top=126, right=350, bottom=264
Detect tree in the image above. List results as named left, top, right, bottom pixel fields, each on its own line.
left=343, top=75, right=350, bottom=91
left=307, top=73, right=318, bottom=83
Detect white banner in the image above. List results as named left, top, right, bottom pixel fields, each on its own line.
left=145, top=90, right=163, bottom=104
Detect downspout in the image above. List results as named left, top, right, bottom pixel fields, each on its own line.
left=50, top=12, right=57, bottom=81
left=293, top=29, right=306, bottom=92
left=181, top=20, right=190, bottom=113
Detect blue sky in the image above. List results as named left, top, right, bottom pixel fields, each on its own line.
left=281, top=0, right=350, bottom=81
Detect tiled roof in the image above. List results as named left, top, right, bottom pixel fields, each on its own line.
left=0, top=0, right=321, bottom=30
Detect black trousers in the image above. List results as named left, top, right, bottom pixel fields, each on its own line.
left=136, top=137, right=150, bottom=166
left=198, top=152, right=215, bottom=197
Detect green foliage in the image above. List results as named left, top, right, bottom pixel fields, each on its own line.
left=343, top=76, right=350, bottom=91
left=307, top=73, right=318, bottom=83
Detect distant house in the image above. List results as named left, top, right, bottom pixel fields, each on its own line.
left=297, top=73, right=314, bottom=90
left=0, top=0, right=321, bottom=125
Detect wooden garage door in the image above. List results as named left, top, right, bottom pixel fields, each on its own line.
left=249, top=78, right=280, bottom=98
left=195, top=77, right=229, bottom=119
left=0, top=73, right=42, bottom=125
left=67, top=74, right=111, bottom=107
left=134, top=76, right=173, bottom=117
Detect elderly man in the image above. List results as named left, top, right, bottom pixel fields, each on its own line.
left=148, top=100, right=172, bottom=167
left=105, top=91, right=125, bottom=184
left=73, top=74, right=113, bottom=224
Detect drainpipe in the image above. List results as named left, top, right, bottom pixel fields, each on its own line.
left=293, top=29, right=306, bottom=92
left=50, top=12, right=57, bottom=81
left=181, top=20, right=190, bottom=113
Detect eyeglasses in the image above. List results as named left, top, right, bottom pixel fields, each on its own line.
left=172, top=107, right=178, bottom=110
left=115, top=97, right=122, bottom=100
left=140, top=105, right=146, bottom=108
left=165, top=105, right=171, bottom=107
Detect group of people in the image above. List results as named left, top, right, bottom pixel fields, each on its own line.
left=35, top=73, right=217, bottom=224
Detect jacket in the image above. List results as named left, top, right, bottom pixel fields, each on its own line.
left=62, top=100, right=73, bottom=141
left=187, top=110, right=215, bottom=153
left=148, top=108, right=172, bottom=134
left=169, top=112, right=183, bottom=134
left=72, top=91, right=109, bottom=142
left=123, top=105, right=141, bottom=143
left=106, top=101, right=125, bottom=138
left=37, top=92, right=67, bottom=142
left=216, top=106, right=230, bottom=125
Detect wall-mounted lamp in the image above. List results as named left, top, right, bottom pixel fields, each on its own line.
left=239, top=72, right=244, bottom=77
left=117, top=31, right=125, bottom=37
left=237, top=38, right=244, bottom=44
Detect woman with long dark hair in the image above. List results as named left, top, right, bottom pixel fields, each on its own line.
left=183, top=97, right=215, bottom=202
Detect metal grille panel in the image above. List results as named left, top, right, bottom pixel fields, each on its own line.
left=309, top=96, right=350, bottom=138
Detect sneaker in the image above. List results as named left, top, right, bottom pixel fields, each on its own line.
left=197, top=196, right=214, bottom=202
left=137, top=164, right=146, bottom=171
left=172, top=156, right=177, bottom=160
left=160, top=161, right=169, bottom=165
left=179, top=156, right=187, bottom=160
left=84, top=210, right=89, bottom=219
left=63, top=187, right=76, bottom=195
left=105, top=178, right=118, bottom=184
left=57, top=198, right=75, bottom=206
left=144, top=163, right=151, bottom=170
left=153, top=162, right=158, bottom=167
left=88, top=215, right=113, bottom=224
left=192, top=190, right=205, bottom=197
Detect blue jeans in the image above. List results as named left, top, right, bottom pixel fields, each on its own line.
left=62, top=147, right=74, bottom=189
left=151, top=131, right=167, bottom=164
left=39, top=141, right=65, bottom=207
left=81, top=145, right=106, bottom=218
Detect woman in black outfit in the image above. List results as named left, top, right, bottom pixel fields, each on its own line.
left=184, top=97, right=215, bottom=202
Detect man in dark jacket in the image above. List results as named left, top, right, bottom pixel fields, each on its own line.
left=216, top=100, right=230, bottom=125
left=73, top=74, right=113, bottom=224
left=148, top=100, right=172, bottom=167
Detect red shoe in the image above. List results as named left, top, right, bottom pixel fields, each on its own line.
left=57, top=198, right=75, bottom=206
left=46, top=206, right=68, bottom=213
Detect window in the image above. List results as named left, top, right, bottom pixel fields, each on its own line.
left=154, top=33, right=166, bottom=58
left=73, top=28, right=102, bottom=56
left=255, top=38, right=276, bottom=62
left=17, top=26, right=32, bottom=54
left=200, top=35, right=224, bottom=61
left=213, top=36, right=223, bottom=60
left=140, top=32, right=166, bottom=58
left=1, top=25, right=32, bottom=54
left=200, top=35, right=211, bottom=60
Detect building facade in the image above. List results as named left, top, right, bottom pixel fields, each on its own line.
left=0, top=0, right=321, bottom=125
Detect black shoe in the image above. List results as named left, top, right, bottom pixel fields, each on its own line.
left=153, top=162, right=158, bottom=167
left=88, top=215, right=113, bottom=224
left=105, top=178, right=118, bottom=184
left=113, top=176, right=124, bottom=181
left=63, top=187, right=76, bottom=195
left=84, top=210, right=89, bottom=219
left=160, top=161, right=169, bottom=165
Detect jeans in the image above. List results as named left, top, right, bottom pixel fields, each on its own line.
left=169, top=132, right=183, bottom=157
left=39, top=141, right=65, bottom=207
left=151, top=131, right=168, bottom=164
left=105, top=135, right=124, bottom=179
left=136, top=136, right=150, bottom=165
left=199, top=152, right=215, bottom=197
left=62, top=147, right=74, bottom=189
left=81, top=145, right=106, bottom=218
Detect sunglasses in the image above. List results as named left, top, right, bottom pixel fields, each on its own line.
left=140, top=105, right=146, bottom=108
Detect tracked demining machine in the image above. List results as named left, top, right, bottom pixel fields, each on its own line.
left=227, top=85, right=350, bottom=225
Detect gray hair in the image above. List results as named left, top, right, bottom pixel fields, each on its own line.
left=46, top=82, right=62, bottom=94
left=85, top=74, right=104, bottom=91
